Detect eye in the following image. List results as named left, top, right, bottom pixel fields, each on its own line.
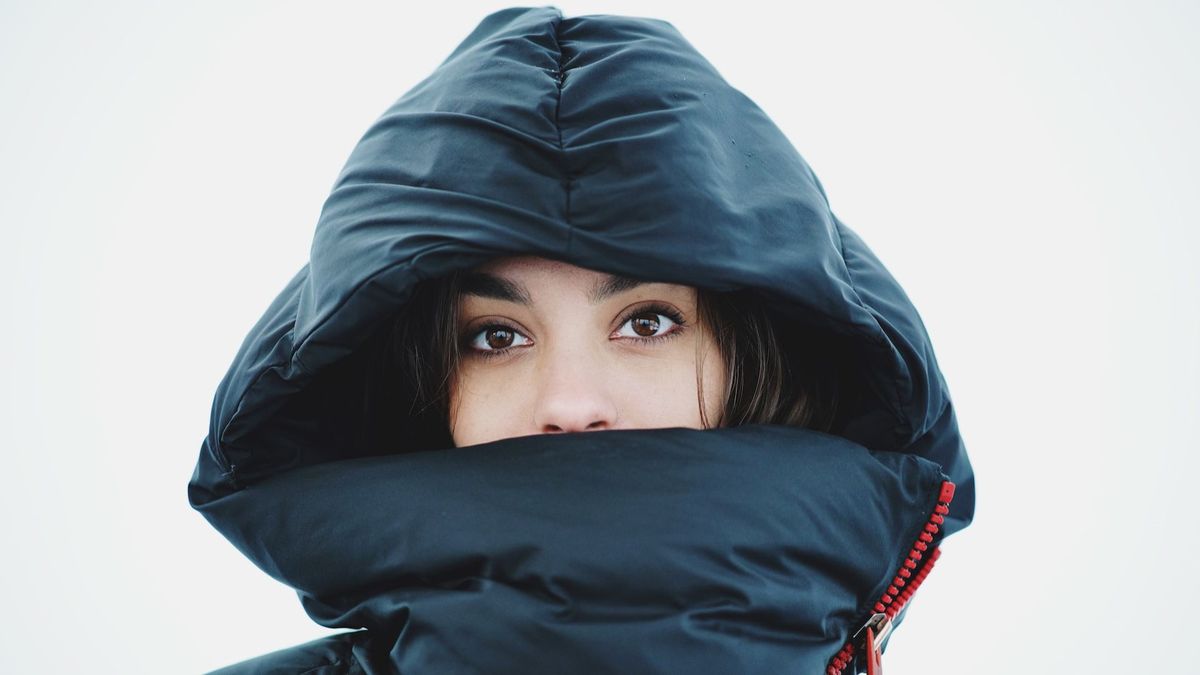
left=615, top=309, right=680, bottom=339
left=467, top=325, right=532, bottom=353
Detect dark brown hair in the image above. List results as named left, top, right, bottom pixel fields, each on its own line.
left=382, top=271, right=841, bottom=448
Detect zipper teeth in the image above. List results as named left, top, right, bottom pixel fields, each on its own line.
left=825, top=480, right=956, bottom=675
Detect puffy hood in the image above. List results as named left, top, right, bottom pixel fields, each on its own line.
left=190, top=6, right=975, bottom=674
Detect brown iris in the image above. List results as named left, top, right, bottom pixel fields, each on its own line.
left=484, top=328, right=515, bottom=349
left=630, top=313, right=660, bottom=337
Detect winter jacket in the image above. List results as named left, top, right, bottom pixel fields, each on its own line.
left=188, top=6, right=976, bottom=674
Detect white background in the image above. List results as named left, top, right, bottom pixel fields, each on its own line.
left=2, top=1, right=1196, bottom=672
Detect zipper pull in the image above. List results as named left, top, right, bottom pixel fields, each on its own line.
left=850, top=612, right=893, bottom=675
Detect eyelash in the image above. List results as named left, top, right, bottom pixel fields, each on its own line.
left=462, top=303, right=688, bottom=361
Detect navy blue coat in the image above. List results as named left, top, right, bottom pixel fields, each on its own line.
left=189, top=6, right=976, bottom=674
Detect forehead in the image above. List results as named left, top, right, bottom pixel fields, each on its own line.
left=462, top=256, right=696, bottom=305
left=473, top=255, right=604, bottom=283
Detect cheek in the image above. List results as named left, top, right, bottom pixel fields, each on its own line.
left=610, top=350, right=712, bottom=428
left=448, top=364, right=531, bottom=447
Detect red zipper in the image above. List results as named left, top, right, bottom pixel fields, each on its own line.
left=825, top=480, right=956, bottom=675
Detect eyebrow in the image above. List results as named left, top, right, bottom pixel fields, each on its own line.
left=459, top=271, right=651, bottom=305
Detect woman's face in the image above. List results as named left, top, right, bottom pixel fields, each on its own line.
left=448, top=256, right=727, bottom=447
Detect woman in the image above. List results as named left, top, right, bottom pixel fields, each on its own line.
left=189, top=7, right=975, bottom=674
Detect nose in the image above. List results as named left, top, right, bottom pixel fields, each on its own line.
left=531, top=348, right=618, bottom=435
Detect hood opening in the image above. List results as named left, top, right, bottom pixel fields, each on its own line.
left=222, top=266, right=889, bottom=489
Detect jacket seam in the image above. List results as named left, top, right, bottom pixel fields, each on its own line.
left=549, top=15, right=573, bottom=256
